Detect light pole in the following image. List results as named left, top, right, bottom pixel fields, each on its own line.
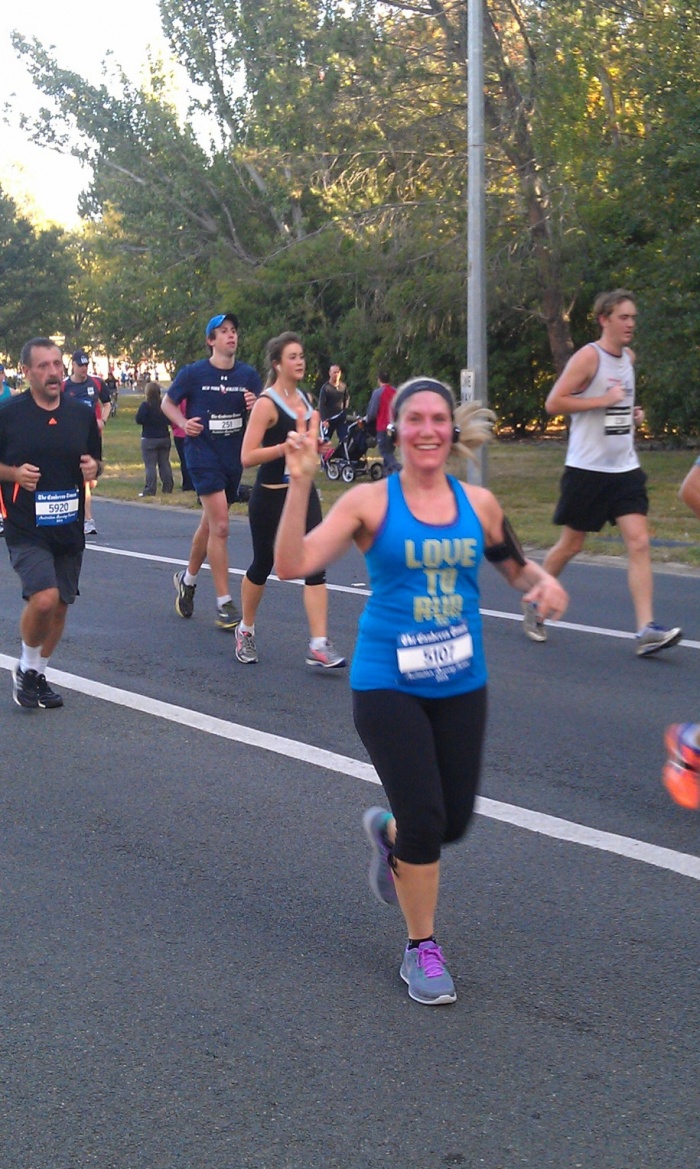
left=466, top=0, right=487, bottom=484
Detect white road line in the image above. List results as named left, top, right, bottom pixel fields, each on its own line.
left=85, top=543, right=700, bottom=648
left=2, top=653, right=698, bottom=882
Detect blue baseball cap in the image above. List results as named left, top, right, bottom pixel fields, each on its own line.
left=205, top=312, right=239, bottom=339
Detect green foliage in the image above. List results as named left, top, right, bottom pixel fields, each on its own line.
left=0, top=186, right=74, bottom=361
left=8, top=0, right=700, bottom=433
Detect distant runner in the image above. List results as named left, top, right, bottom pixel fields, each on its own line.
left=524, top=289, right=681, bottom=656
left=162, top=312, right=262, bottom=629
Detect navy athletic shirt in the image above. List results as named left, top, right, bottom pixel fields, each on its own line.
left=62, top=375, right=111, bottom=412
left=166, top=358, right=262, bottom=469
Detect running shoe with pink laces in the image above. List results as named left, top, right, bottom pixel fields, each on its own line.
left=305, top=640, right=346, bottom=668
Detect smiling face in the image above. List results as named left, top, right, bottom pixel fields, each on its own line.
left=276, top=341, right=306, bottom=384
left=24, top=345, right=65, bottom=407
left=395, top=390, right=454, bottom=468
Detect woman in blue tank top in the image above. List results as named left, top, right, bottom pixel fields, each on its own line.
left=275, top=378, right=568, bottom=1005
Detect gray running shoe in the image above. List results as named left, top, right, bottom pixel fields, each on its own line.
left=636, top=623, right=682, bottom=657
left=362, top=807, right=397, bottom=906
left=305, top=639, right=347, bottom=668
left=173, top=569, right=196, bottom=618
left=84, top=518, right=97, bottom=536
left=522, top=599, right=547, bottom=642
left=400, top=941, right=457, bottom=1005
left=235, top=627, right=259, bottom=664
left=12, top=663, right=40, bottom=709
left=215, top=599, right=240, bottom=630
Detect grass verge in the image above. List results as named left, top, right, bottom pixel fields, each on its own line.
left=98, top=400, right=700, bottom=567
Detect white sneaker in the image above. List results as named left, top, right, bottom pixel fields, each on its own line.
left=522, top=599, right=546, bottom=642
left=235, top=627, right=259, bottom=664
left=636, top=623, right=682, bottom=657
left=84, top=518, right=97, bottom=536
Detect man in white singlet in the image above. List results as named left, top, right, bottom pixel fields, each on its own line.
left=523, top=289, right=681, bottom=657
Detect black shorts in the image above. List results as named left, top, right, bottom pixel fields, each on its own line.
left=553, top=466, right=648, bottom=532
left=8, top=541, right=83, bottom=604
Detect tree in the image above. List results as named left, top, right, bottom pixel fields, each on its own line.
left=0, top=186, right=73, bottom=361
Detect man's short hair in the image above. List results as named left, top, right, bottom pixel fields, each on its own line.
left=593, top=289, right=636, bottom=320
left=20, top=338, right=59, bottom=368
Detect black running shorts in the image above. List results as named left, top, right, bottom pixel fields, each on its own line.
left=553, top=466, right=648, bottom=532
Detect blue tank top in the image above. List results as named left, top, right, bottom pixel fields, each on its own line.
left=350, top=474, right=487, bottom=697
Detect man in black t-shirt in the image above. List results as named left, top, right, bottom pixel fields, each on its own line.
left=318, top=363, right=349, bottom=443
left=0, top=337, right=102, bottom=709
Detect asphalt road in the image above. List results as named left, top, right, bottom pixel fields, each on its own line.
left=1, top=498, right=698, bottom=1169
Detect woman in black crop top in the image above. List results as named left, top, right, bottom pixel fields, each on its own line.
left=237, top=332, right=346, bottom=669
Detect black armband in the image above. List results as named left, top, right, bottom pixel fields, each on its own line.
left=484, top=515, right=527, bottom=567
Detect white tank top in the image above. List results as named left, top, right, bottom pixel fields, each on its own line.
left=565, top=343, right=639, bottom=473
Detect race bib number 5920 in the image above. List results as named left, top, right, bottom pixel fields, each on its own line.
left=35, top=489, right=80, bottom=526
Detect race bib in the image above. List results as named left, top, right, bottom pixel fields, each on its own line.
left=208, top=414, right=243, bottom=436
left=605, top=405, right=632, bottom=435
left=35, top=489, right=79, bottom=526
left=396, top=622, right=473, bottom=684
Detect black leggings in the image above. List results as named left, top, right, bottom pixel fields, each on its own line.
left=352, top=687, right=488, bottom=865
left=246, top=482, right=326, bottom=587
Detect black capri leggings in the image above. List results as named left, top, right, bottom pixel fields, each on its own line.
left=246, top=482, right=326, bottom=587
left=352, top=686, right=488, bottom=865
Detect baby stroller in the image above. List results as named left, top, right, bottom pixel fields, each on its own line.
left=322, top=416, right=383, bottom=483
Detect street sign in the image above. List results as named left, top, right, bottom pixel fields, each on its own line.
left=461, top=368, right=475, bottom=402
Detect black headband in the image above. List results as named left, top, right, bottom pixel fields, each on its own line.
left=393, top=378, right=455, bottom=419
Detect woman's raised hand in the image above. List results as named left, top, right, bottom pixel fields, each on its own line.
left=284, top=410, right=321, bottom=480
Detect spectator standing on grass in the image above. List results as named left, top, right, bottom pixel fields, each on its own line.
left=522, top=289, right=681, bottom=657
left=318, top=363, right=349, bottom=444
left=135, top=381, right=174, bottom=497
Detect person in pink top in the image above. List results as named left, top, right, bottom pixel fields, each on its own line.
left=171, top=401, right=194, bottom=491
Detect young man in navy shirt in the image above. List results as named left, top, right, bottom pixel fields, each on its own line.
left=162, top=312, right=262, bottom=629
left=63, top=349, right=111, bottom=535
